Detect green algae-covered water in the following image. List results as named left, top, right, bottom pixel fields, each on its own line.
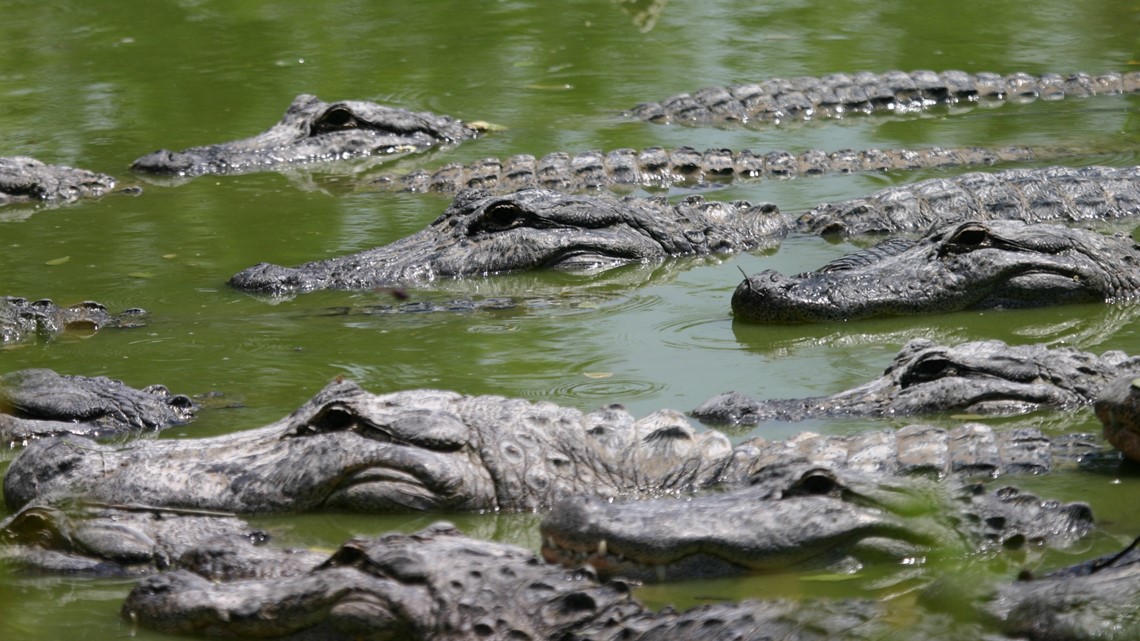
left=3, top=1, right=1140, bottom=638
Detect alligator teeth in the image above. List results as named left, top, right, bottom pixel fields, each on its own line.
left=597, top=539, right=607, bottom=557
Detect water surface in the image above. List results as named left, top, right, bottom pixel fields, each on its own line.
left=3, top=1, right=1140, bottom=638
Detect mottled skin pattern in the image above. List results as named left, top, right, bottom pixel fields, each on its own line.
left=0, top=501, right=300, bottom=577
left=0, top=368, right=197, bottom=443
left=732, top=220, right=1140, bottom=323
left=1093, top=376, right=1140, bottom=463
left=975, top=539, right=1140, bottom=641
left=0, top=296, right=147, bottom=344
left=3, top=377, right=1110, bottom=515
left=369, top=144, right=1046, bottom=194
left=796, top=165, right=1140, bottom=237
left=3, top=378, right=734, bottom=514
left=630, top=70, right=1140, bottom=125
left=121, top=523, right=904, bottom=641
left=131, top=94, right=484, bottom=177
left=0, top=156, right=126, bottom=205
left=229, top=187, right=786, bottom=295
left=694, top=338, right=1140, bottom=425
left=540, top=462, right=1094, bottom=582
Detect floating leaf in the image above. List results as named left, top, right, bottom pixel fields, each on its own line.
left=583, top=371, right=613, bottom=379
left=162, top=253, right=178, bottom=259
left=44, top=256, right=70, bottom=266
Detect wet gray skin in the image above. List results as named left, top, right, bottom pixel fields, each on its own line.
left=3, top=378, right=734, bottom=514
left=1093, top=375, right=1140, bottom=463
left=732, top=220, right=1140, bottom=323
left=229, top=186, right=786, bottom=295
left=0, top=368, right=198, bottom=442
left=130, top=93, right=484, bottom=177
left=540, top=463, right=1095, bottom=582
left=0, top=156, right=126, bottom=205
left=0, top=500, right=295, bottom=577
left=0, top=296, right=147, bottom=344
left=123, top=522, right=900, bottom=641
left=961, top=537, right=1140, bottom=641
left=3, top=376, right=1113, bottom=515
left=694, top=338, right=1140, bottom=425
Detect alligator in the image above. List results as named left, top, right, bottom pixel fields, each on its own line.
left=229, top=187, right=787, bottom=295
left=693, top=337, right=1140, bottom=426
left=130, top=93, right=487, bottom=177
left=0, top=500, right=314, bottom=577
left=0, top=368, right=197, bottom=443
left=732, top=219, right=1140, bottom=323
left=628, top=69, right=1140, bottom=126
left=539, top=461, right=1094, bottom=582
left=795, top=164, right=1140, bottom=238
left=972, top=536, right=1140, bottom=641
left=1, top=296, right=147, bottom=344
left=1093, top=375, right=1140, bottom=463
left=2, top=377, right=1110, bottom=514
left=367, top=144, right=1048, bottom=194
left=120, top=521, right=1113, bottom=641
left=0, top=156, right=131, bottom=207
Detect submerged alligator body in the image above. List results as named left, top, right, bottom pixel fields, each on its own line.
left=695, top=338, right=1140, bottom=426
left=732, top=220, right=1140, bottom=323
left=234, top=165, right=1140, bottom=297
left=3, top=377, right=1109, bottom=514
left=229, top=187, right=786, bottom=295
left=0, top=369, right=197, bottom=443
left=540, top=462, right=1094, bottom=582
left=975, top=538, right=1140, bottom=641
left=0, top=156, right=128, bottom=207
left=121, top=522, right=1129, bottom=641
left=1094, top=376, right=1140, bottom=463
left=630, top=70, right=1140, bottom=126
left=131, top=94, right=485, bottom=177
left=1, top=296, right=146, bottom=344
left=368, top=144, right=1047, bottom=194
left=0, top=500, right=307, bottom=577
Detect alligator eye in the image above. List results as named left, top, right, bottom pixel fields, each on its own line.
left=902, top=357, right=954, bottom=386
left=296, top=403, right=358, bottom=435
left=948, top=225, right=991, bottom=248
left=793, top=469, right=841, bottom=496
left=468, top=201, right=531, bottom=235
left=310, top=106, right=362, bottom=135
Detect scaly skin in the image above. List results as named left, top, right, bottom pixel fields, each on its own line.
left=0, top=368, right=197, bottom=442
left=229, top=187, right=786, bottom=295
left=0, top=156, right=126, bottom=206
left=368, top=144, right=1048, bottom=194
left=694, top=338, right=1140, bottom=425
left=131, top=94, right=484, bottom=177
left=732, top=220, right=1140, bottom=323
left=540, top=462, right=1094, bottom=582
left=0, top=296, right=147, bottom=344
left=1094, top=376, right=1140, bottom=463
left=3, top=377, right=1110, bottom=515
left=629, top=70, right=1140, bottom=125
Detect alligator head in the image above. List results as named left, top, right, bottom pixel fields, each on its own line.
left=1, top=296, right=147, bottom=345
left=0, top=156, right=121, bottom=205
left=0, top=368, right=198, bottom=442
left=123, top=522, right=638, bottom=640
left=540, top=462, right=1094, bottom=582
left=130, top=94, right=482, bottom=177
left=1094, top=375, right=1140, bottom=463
left=0, top=501, right=271, bottom=577
left=693, top=338, right=1140, bottom=425
left=3, top=378, right=732, bottom=514
left=229, top=187, right=785, bottom=295
left=732, top=220, right=1140, bottom=323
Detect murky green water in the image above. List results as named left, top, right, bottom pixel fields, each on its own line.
left=2, top=0, right=1140, bottom=638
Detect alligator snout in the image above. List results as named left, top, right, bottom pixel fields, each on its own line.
left=131, top=149, right=196, bottom=176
